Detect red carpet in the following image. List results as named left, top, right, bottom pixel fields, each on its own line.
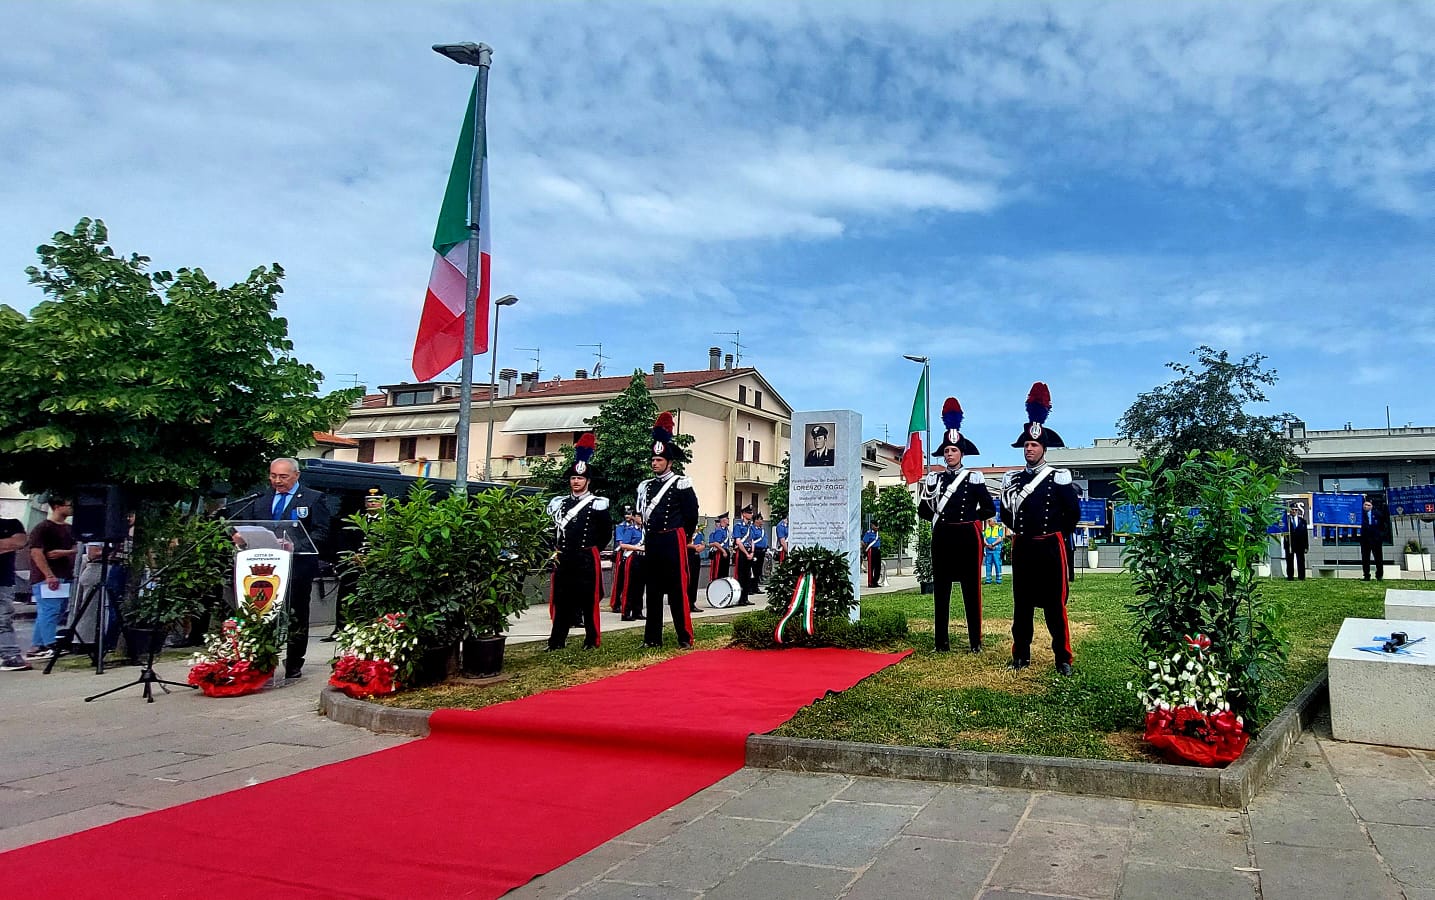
left=2, top=647, right=907, bottom=899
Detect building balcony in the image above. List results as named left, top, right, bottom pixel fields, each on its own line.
left=730, top=460, right=783, bottom=485
left=395, top=459, right=458, bottom=480
left=492, top=454, right=558, bottom=481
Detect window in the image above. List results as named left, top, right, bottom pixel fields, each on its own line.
left=751, top=440, right=760, bottom=463
left=357, top=440, right=375, bottom=463
left=738, top=386, right=747, bottom=404
left=398, top=437, right=418, bottom=460
left=865, top=446, right=877, bottom=461
left=438, top=435, right=457, bottom=461
left=391, top=389, right=435, bottom=407
left=754, top=390, right=762, bottom=409
left=1319, top=475, right=1388, bottom=494
left=736, top=437, right=745, bottom=461
left=526, top=433, right=547, bottom=457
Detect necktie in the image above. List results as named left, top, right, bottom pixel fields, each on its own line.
left=271, top=492, right=288, bottom=518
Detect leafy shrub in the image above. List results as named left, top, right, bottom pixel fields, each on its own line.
left=730, top=607, right=908, bottom=649
left=915, top=526, right=933, bottom=584
left=126, top=511, right=232, bottom=629
left=765, top=545, right=856, bottom=620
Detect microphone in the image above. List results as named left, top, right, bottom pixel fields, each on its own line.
left=218, top=490, right=264, bottom=519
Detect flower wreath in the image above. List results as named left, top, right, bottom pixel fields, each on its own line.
left=328, top=612, right=417, bottom=698
left=188, top=611, right=282, bottom=697
left=1132, top=633, right=1250, bottom=767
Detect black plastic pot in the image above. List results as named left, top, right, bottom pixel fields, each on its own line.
left=462, top=635, right=506, bottom=678
left=413, top=643, right=458, bottom=685
left=919, top=581, right=934, bottom=595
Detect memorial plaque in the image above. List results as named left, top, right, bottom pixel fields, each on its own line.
left=789, top=410, right=862, bottom=619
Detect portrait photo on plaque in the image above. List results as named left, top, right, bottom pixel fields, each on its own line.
left=803, top=422, right=836, bottom=467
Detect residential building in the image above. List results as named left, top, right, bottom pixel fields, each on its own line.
left=332, top=349, right=792, bottom=518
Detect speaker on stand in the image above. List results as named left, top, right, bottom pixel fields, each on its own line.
left=45, top=485, right=129, bottom=676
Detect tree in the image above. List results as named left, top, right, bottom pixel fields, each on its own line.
left=767, top=452, right=790, bottom=519
left=1116, top=345, right=1303, bottom=478
left=0, top=219, right=359, bottom=501
left=860, top=481, right=878, bottom=525
left=874, top=484, right=917, bottom=574
left=521, top=370, right=693, bottom=506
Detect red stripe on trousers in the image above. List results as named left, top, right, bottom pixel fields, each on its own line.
left=1055, top=534, right=1072, bottom=659
left=546, top=570, right=555, bottom=621
left=971, top=520, right=984, bottom=629
left=676, top=527, right=693, bottom=638
left=590, top=547, right=603, bottom=647
left=610, top=556, right=626, bottom=612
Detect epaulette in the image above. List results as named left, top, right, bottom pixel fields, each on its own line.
left=676, top=475, right=692, bottom=489
left=593, top=497, right=610, bottom=510
left=546, top=496, right=564, bottom=514
left=1054, top=468, right=1073, bottom=485
left=968, top=470, right=986, bottom=485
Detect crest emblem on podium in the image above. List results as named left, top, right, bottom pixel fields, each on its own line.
left=243, top=564, right=282, bottom=616
left=233, top=547, right=291, bottom=620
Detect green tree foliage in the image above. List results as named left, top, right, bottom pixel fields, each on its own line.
left=0, top=219, right=359, bottom=500
left=874, top=484, right=917, bottom=573
left=767, top=452, right=790, bottom=519
left=1116, top=345, right=1303, bottom=481
left=860, top=481, right=878, bottom=524
left=914, top=524, right=933, bottom=585
left=1117, top=450, right=1291, bottom=720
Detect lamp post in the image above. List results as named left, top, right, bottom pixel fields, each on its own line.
left=483, top=294, right=519, bottom=481
left=433, top=41, right=493, bottom=492
left=902, top=354, right=931, bottom=476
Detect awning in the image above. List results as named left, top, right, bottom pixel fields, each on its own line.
left=337, top=411, right=459, bottom=439
left=500, top=403, right=602, bottom=435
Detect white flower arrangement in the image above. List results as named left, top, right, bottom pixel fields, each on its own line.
left=1130, top=637, right=1242, bottom=725
left=334, top=612, right=419, bottom=666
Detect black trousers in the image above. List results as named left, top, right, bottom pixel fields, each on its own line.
left=686, top=550, right=702, bottom=608
left=736, top=551, right=758, bottom=602
left=866, top=545, right=882, bottom=588
left=1360, top=541, right=1384, bottom=580
left=613, top=553, right=644, bottom=617
left=1011, top=533, right=1072, bottom=666
left=644, top=529, right=693, bottom=646
left=932, top=521, right=983, bottom=651
left=753, top=548, right=767, bottom=589
left=285, top=566, right=316, bottom=673
left=1285, top=548, right=1306, bottom=580
left=709, top=551, right=730, bottom=581
left=549, top=549, right=602, bottom=649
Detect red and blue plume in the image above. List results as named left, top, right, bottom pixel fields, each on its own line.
left=1025, top=382, right=1052, bottom=424
left=574, top=432, right=596, bottom=464
left=941, top=397, right=964, bottom=432
left=651, top=411, right=675, bottom=443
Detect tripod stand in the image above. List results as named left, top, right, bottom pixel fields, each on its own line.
left=42, top=542, right=118, bottom=676
left=84, top=630, right=195, bottom=703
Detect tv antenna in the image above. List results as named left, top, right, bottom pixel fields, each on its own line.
left=714, top=330, right=745, bottom=366
left=515, top=347, right=542, bottom=379
left=577, top=343, right=609, bottom=378
left=332, top=373, right=361, bottom=390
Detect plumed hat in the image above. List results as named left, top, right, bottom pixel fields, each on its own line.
left=563, top=433, right=598, bottom=480
left=932, top=397, right=980, bottom=456
left=1010, top=382, right=1066, bottom=448
left=650, top=411, right=686, bottom=462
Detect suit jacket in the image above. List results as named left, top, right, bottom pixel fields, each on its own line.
left=1284, top=516, right=1309, bottom=553
left=1359, top=510, right=1386, bottom=546
left=236, top=485, right=332, bottom=570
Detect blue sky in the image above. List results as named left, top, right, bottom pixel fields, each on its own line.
left=3, top=1, right=1433, bottom=465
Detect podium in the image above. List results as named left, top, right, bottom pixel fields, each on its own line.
left=228, top=520, right=318, bottom=685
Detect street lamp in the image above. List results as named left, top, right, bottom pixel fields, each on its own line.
left=432, top=41, right=493, bottom=492
left=483, top=294, right=519, bottom=482
left=902, top=354, right=931, bottom=476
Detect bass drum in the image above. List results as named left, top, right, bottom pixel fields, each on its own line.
left=705, top=576, right=744, bottom=609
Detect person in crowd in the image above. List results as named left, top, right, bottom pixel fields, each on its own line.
left=732, top=505, right=757, bottom=603
left=983, top=518, right=1005, bottom=585
left=1, top=515, right=31, bottom=671
left=638, top=412, right=700, bottom=648
left=1284, top=501, right=1309, bottom=581
left=775, top=514, right=789, bottom=564
left=750, top=513, right=768, bottom=592
left=26, top=496, right=76, bottom=659
left=862, top=522, right=883, bottom=588
left=323, top=487, right=386, bottom=642
left=612, top=508, right=645, bottom=621
left=1359, top=496, right=1387, bottom=581
left=707, top=512, right=731, bottom=582
left=919, top=399, right=995, bottom=653
left=686, top=521, right=705, bottom=612
left=545, top=434, right=612, bottom=651
left=999, top=383, right=1081, bottom=676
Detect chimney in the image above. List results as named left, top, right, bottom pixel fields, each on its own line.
left=724, top=353, right=733, bottom=370
left=709, top=346, right=722, bottom=370
left=574, top=369, right=587, bottom=380
left=519, top=371, right=537, bottom=393
left=499, top=368, right=518, bottom=398
left=652, top=362, right=665, bottom=388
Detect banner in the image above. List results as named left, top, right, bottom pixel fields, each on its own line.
left=1387, top=485, right=1435, bottom=518
left=1311, top=493, right=1363, bottom=529
left=1112, top=503, right=1149, bottom=535
left=1078, top=500, right=1107, bottom=527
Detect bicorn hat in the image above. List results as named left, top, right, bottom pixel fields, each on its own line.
left=1010, top=382, right=1066, bottom=449
left=932, top=397, right=980, bottom=456
left=650, top=411, right=686, bottom=462
left=563, top=433, right=597, bottom=480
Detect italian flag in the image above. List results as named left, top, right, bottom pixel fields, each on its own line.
left=900, top=368, right=928, bottom=483
left=412, top=82, right=489, bottom=382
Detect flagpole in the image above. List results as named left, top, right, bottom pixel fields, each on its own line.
left=434, top=41, right=493, bottom=493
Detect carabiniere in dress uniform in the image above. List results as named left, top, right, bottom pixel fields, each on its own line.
left=545, top=433, right=613, bottom=651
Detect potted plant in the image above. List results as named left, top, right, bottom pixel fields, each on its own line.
left=1086, top=539, right=1100, bottom=570
left=124, top=512, right=231, bottom=660
left=344, top=481, right=548, bottom=685
left=915, top=527, right=933, bottom=594
left=1404, top=539, right=1431, bottom=573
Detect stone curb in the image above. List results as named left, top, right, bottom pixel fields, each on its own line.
left=746, top=671, right=1329, bottom=809
left=319, top=686, right=431, bottom=736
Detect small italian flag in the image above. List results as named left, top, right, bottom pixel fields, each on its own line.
left=412, top=82, right=490, bottom=382
left=900, top=368, right=928, bottom=483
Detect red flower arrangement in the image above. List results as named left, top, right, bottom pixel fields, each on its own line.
left=329, top=656, right=398, bottom=698
left=187, top=614, right=280, bottom=697
left=1134, top=633, right=1250, bottom=766
left=328, top=612, right=415, bottom=698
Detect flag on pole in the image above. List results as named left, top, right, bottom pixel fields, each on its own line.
left=412, top=82, right=489, bottom=382
left=900, top=368, right=928, bottom=483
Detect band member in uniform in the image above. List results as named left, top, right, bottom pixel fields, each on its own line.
left=732, top=505, right=757, bottom=604
left=546, top=434, right=613, bottom=650
left=805, top=425, right=835, bottom=466
left=862, top=523, right=883, bottom=588
left=638, top=412, right=700, bottom=648
left=686, top=523, right=705, bottom=612
left=1000, top=383, right=1081, bottom=675
left=918, top=398, right=995, bottom=653
left=707, top=513, right=731, bottom=581
left=612, top=507, right=646, bottom=620
left=750, top=513, right=768, bottom=592
left=775, top=514, right=789, bottom=564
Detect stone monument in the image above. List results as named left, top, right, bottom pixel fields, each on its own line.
left=788, top=409, right=862, bottom=620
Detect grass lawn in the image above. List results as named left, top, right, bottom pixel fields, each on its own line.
left=378, top=575, right=1417, bottom=762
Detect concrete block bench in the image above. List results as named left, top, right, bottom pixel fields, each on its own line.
left=1385, top=589, right=1435, bottom=623
left=1328, top=617, right=1435, bottom=751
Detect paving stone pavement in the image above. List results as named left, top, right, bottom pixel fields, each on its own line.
left=3, top=622, right=1434, bottom=900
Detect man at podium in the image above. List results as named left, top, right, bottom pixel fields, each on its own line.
left=229, top=458, right=330, bottom=679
